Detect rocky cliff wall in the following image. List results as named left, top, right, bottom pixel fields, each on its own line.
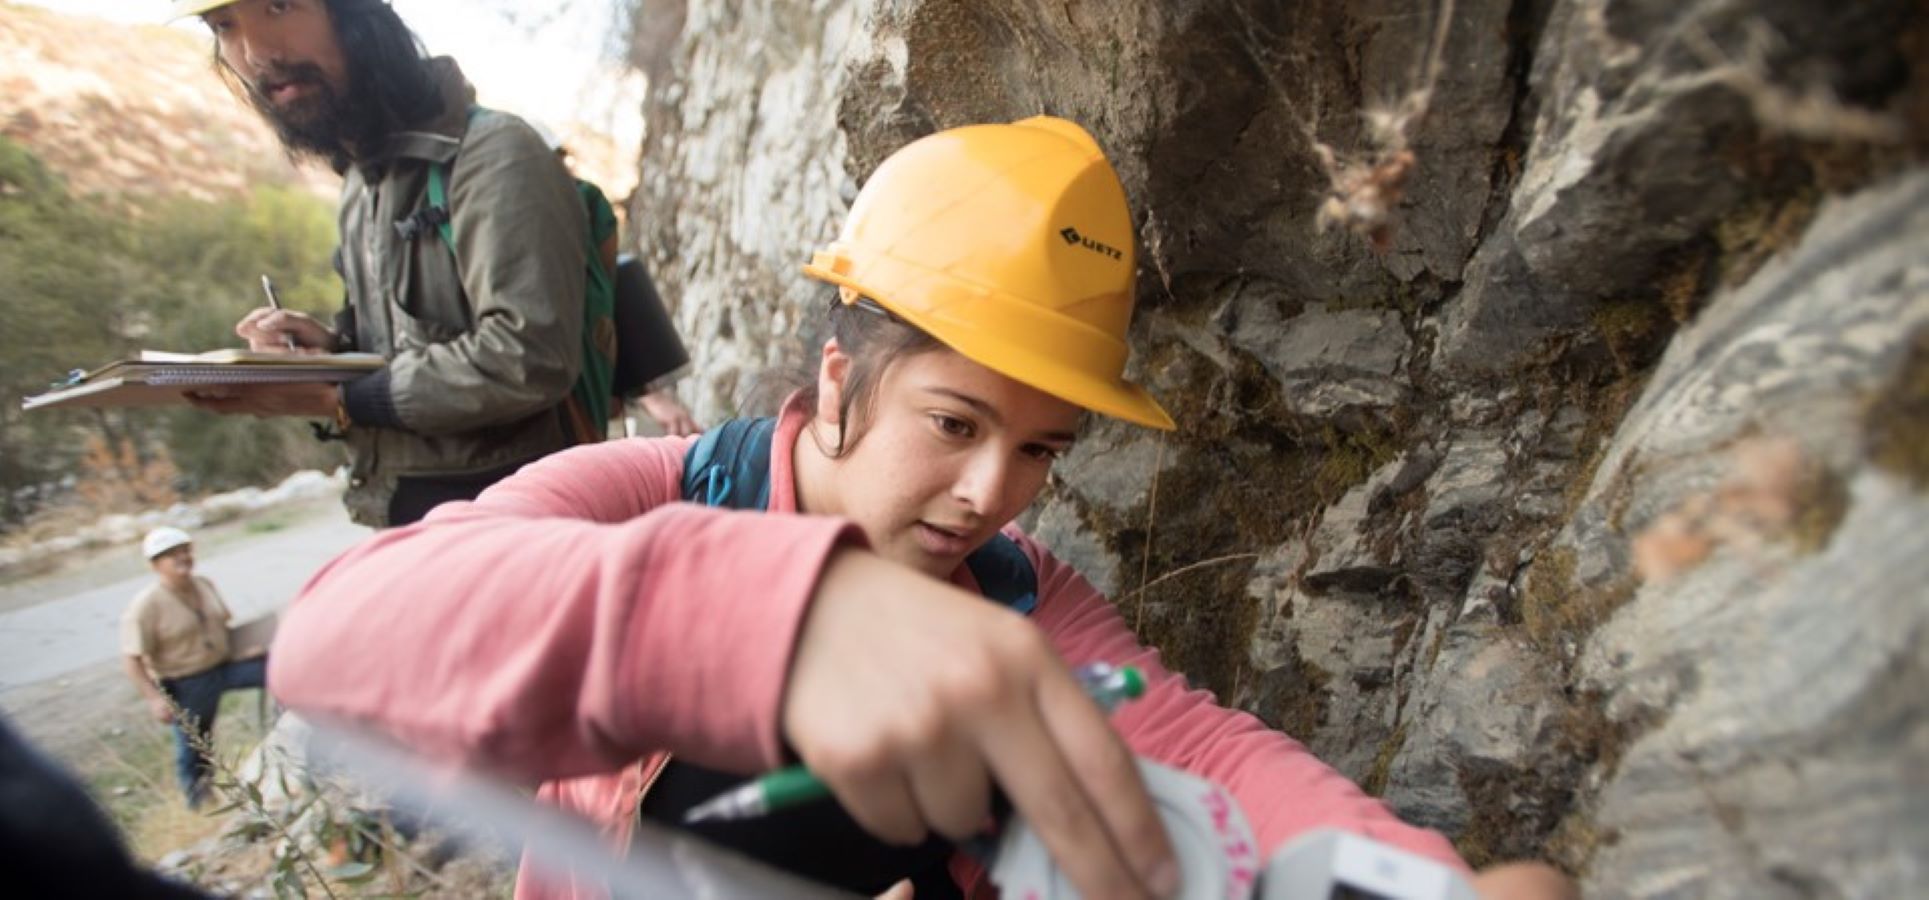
left=627, top=0, right=1927, bottom=894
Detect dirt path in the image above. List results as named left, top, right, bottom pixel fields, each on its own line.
left=0, top=494, right=367, bottom=615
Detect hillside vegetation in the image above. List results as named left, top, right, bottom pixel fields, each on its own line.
left=1, top=3, right=345, bottom=531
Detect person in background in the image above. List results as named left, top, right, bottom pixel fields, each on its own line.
left=178, top=0, right=595, bottom=527
left=269, top=118, right=1574, bottom=899
left=120, top=527, right=267, bottom=808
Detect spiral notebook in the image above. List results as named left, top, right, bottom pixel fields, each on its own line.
left=22, top=349, right=385, bottom=411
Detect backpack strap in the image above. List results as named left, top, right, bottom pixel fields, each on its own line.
left=681, top=417, right=1036, bottom=613
left=419, top=106, right=615, bottom=443
left=964, top=533, right=1039, bottom=615
left=425, top=161, right=457, bottom=255
left=680, top=417, right=777, bottom=511
left=420, top=106, right=482, bottom=257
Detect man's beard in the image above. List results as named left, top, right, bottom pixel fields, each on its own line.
left=245, top=61, right=369, bottom=162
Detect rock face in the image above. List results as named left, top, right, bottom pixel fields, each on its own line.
left=629, top=0, right=1926, bottom=894
left=1562, top=174, right=1929, bottom=898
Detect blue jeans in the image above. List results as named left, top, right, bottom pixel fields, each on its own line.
left=160, top=656, right=268, bottom=803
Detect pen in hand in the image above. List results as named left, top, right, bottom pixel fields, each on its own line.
left=260, top=274, right=299, bottom=351
left=683, top=662, right=1148, bottom=824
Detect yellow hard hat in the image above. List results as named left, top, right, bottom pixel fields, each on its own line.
left=804, top=116, right=1175, bottom=431
left=170, top=0, right=236, bottom=19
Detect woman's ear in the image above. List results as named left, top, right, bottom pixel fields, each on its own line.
left=816, top=337, right=852, bottom=425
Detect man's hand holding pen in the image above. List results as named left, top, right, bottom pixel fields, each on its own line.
left=195, top=300, right=347, bottom=417
left=235, top=305, right=334, bottom=354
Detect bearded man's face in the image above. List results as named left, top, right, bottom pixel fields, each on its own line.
left=204, top=0, right=356, bottom=160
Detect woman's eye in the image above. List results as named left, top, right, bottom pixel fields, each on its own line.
left=931, top=415, right=973, bottom=438
left=1022, top=444, right=1063, bottom=463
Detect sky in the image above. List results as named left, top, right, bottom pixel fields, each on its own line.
left=18, top=0, right=646, bottom=177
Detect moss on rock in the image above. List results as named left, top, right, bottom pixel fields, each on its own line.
left=1360, top=722, right=1408, bottom=797
left=1713, top=188, right=1820, bottom=289
left=1311, top=420, right=1403, bottom=505
left=1865, top=326, right=1929, bottom=490
left=1252, top=652, right=1332, bottom=740
left=1520, top=546, right=1638, bottom=655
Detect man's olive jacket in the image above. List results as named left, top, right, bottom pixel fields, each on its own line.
left=331, top=58, right=586, bottom=527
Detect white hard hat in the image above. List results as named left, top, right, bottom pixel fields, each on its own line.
left=143, top=527, right=193, bottom=560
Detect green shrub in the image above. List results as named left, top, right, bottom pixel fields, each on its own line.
left=0, top=137, right=341, bottom=525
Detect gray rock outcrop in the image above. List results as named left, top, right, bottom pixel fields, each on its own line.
left=627, top=0, right=1927, bottom=894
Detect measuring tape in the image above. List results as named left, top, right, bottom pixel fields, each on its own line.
left=312, top=715, right=1475, bottom=899
left=989, top=759, right=1476, bottom=900
left=990, top=760, right=1263, bottom=899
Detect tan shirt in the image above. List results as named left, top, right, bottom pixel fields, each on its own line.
left=119, top=576, right=231, bottom=680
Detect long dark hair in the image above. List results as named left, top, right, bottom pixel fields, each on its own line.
left=215, top=0, right=444, bottom=170
left=797, top=292, right=944, bottom=458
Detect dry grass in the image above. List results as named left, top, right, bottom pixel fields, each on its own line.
left=82, top=690, right=270, bottom=860
left=76, top=688, right=513, bottom=896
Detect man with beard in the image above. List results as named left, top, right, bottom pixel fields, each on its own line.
left=179, top=0, right=600, bottom=527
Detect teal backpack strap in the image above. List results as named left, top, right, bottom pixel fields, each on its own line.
left=425, top=161, right=456, bottom=255
left=965, top=533, right=1039, bottom=615
left=571, top=180, right=617, bottom=430
left=424, top=106, right=615, bottom=440
left=422, top=106, right=481, bottom=257
left=682, top=417, right=1038, bottom=613
left=680, top=417, right=777, bottom=510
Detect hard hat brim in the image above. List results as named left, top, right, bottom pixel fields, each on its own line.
left=803, top=115, right=1172, bottom=430
left=805, top=264, right=1176, bottom=431
left=143, top=532, right=194, bottom=559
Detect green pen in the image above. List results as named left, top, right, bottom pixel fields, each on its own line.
left=682, top=662, right=1148, bottom=824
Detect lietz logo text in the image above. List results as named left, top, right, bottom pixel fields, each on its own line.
left=1058, top=226, right=1123, bottom=261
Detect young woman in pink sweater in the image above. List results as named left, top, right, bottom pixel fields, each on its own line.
left=269, top=117, right=1570, bottom=900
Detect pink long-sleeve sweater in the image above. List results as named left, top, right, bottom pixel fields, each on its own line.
left=269, top=403, right=1466, bottom=898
